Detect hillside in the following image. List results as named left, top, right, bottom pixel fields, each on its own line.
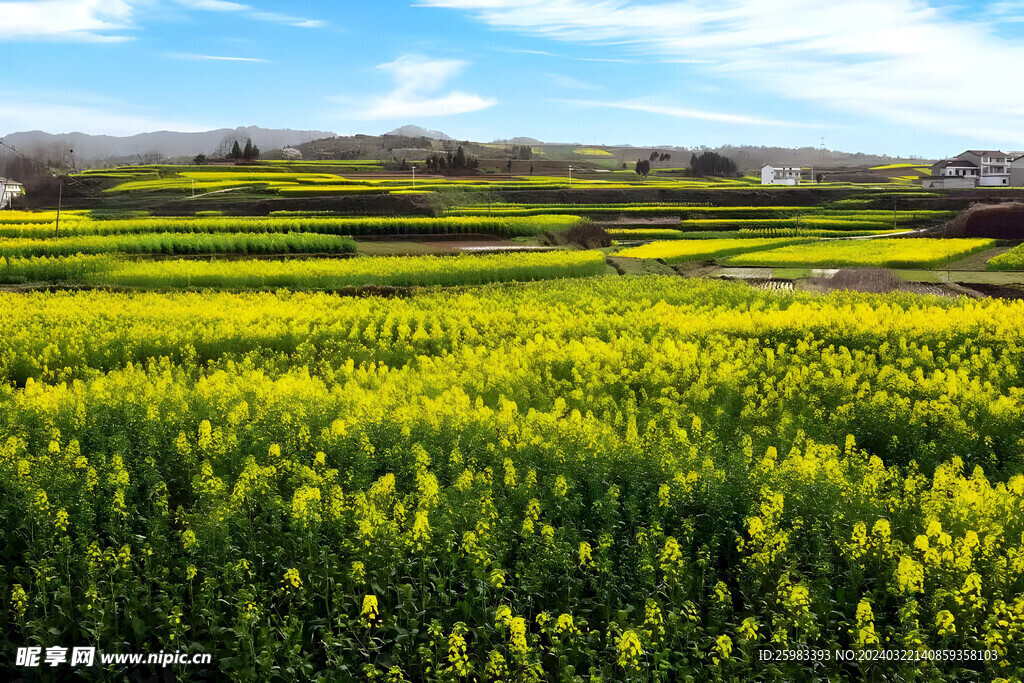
left=0, top=126, right=336, bottom=165
left=384, top=125, right=453, bottom=141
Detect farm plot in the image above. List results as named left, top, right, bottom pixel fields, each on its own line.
left=0, top=215, right=585, bottom=239
left=726, top=239, right=996, bottom=269
left=987, top=244, right=1024, bottom=271
left=617, top=238, right=809, bottom=262
left=0, top=233, right=357, bottom=258
left=0, top=250, right=607, bottom=289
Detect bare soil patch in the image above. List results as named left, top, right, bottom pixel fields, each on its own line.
left=956, top=283, right=1024, bottom=300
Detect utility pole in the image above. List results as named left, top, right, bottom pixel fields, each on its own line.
left=568, top=165, right=574, bottom=188
left=945, top=209, right=951, bottom=284
left=412, top=164, right=416, bottom=188
left=55, top=175, right=63, bottom=237
left=55, top=148, right=73, bottom=237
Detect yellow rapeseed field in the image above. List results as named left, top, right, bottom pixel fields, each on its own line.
left=2, top=276, right=1023, bottom=679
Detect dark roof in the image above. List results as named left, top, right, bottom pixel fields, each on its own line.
left=933, top=159, right=977, bottom=169
left=962, top=150, right=1008, bottom=157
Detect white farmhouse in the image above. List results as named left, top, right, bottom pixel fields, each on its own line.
left=0, top=177, right=24, bottom=209
left=958, top=150, right=1011, bottom=186
left=760, top=164, right=802, bottom=186
left=924, top=150, right=1012, bottom=188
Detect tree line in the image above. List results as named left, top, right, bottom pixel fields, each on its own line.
left=687, top=151, right=738, bottom=177
left=424, top=146, right=479, bottom=173
left=635, top=150, right=738, bottom=178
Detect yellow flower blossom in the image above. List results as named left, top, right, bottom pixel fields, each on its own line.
left=360, top=594, right=380, bottom=627
left=616, top=629, right=643, bottom=670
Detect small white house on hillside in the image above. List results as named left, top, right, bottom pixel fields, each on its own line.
left=0, top=178, right=24, bottom=209
left=761, top=165, right=802, bottom=186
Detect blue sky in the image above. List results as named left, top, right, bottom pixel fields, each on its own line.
left=2, top=0, right=1024, bottom=156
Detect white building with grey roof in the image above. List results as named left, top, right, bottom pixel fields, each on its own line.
left=0, top=177, right=24, bottom=209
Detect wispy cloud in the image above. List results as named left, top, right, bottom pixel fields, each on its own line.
left=498, top=48, right=633, bottom=63
left=166, top=52, right=270, bottom=62
left=986, top=2, right=1024, bottom=22
left=174, top=0, right=247, bottom=10
left=336, top=55, right=497, bottom=120
left=421, top=0, right=1024, bottom=143
left=547, top=74, right=602, bottom=91
left=249, top=11, right=326, bottom=28
left=174, top=0, right=326, bottom=28
left=0, top=0, right=135, bottom=42
left=558, top=99, right=816, bottom=127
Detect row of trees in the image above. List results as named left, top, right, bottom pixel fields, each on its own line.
left=509, top=145, right=533, bottom=160
left=204, top=137, right=261, bottom=164
left=635, top=150, right=738, bottom=178
left=231, top=139, right=261, bottom=161
left=424, top=146, right=478, bottom=173
left=687, top=151, right=738, bottom=177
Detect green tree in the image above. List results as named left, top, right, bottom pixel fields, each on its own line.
left=231, top=140, right=242, bottom=160
left=687, top=151, right=737, bottom=177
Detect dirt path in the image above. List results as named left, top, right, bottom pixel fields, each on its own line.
left=606, top=257, right=678, bottom=276
left=943, top=247, right=1012, bottom=271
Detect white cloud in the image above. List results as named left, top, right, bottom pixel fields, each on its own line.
left=986, top=2, right=1024, bottom=22
left=361, top=92, right=498, bottom=120
left=498, top=48, right=633, bottom=63
left=166, top=52, right=269, bottom=62
left=249, top=11, right=326, bottom=27
left=559, top=99, right=818, bottom=127
left=419, top=0, right=1024, bottom=144
left=174, top=1, right=326, bottom=28
left=0, top=0, right=135, bottom=42
left=174, top=0, right=247, bottom=10
left=0, top=0, right=326, bottom=41
left=340, top=55, right=497, bottom=120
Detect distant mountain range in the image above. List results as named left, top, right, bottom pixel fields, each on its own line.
left=384, top=125, right=454, bottom=141
left=0, top=123, right=930, bottom=171
left=492, top=137, right=543, bottom=145
left=0, top=126, right=336, bottom=163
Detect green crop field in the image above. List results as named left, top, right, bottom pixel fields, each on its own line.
left=987, top=244, right=1024, bottom=271
left=0, top=250, right=607, bottom=289
left=0, top=215, right=584, bottom=239
left=0, top=233, right=358, bottom=258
